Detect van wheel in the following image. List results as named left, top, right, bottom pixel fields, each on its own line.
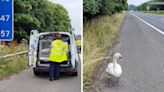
left=33, top=68, right=39, bottom=76
left=72, top=71, right=78, bottom=76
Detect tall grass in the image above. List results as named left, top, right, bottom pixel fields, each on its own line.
left=0, top=43, right=28, bottom=79
left=0, top=55, right=28, bottom=79
left=0, top=43, right=28, bottom=56
left=83, top=13, right=126, bottom=91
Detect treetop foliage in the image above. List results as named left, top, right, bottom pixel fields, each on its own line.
left=83, top=0, right=128, bottom=20
left=14, top=0, right=71, bottom=42
left=137, top=0, right=164, bottom=11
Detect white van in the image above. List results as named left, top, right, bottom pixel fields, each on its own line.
left=28, top=30, right=79, bottom=76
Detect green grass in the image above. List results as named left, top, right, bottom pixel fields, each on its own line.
left=0, top=43, right=28, bottom=79
left=0, top=55, right=28, bottom=79
left=143, top=10, right=164, bottom=15
left=0, top=43, right=28, bottom=56
left=83, top=13, right=126, bottom=92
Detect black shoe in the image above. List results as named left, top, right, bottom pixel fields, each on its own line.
left=54, top=78, right=59, bottom=80
left=49, top=78, right=53, bottom=81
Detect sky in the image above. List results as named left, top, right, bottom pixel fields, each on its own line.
left=48, top=0, right=150, bottom=34
left=49, top=0, right=82, bottom=35
left=128, top=0, right=150, bottom=6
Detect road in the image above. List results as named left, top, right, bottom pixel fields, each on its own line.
left=0, top=61, right=81, bottom=92
left=133, top=12, right=164, bottom=31
left=99, top=12, right=164, bottom=92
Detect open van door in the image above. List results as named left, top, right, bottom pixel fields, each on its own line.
left=29, top=30, right=39, bottom=67
left=70, top=29, right=79, bottom=68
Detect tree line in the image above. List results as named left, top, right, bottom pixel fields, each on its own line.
left=14, top=0, right=71, bottom=43
left=83, top=0, right=128, bottom=20
left=137, top=0, right=164, bottom=11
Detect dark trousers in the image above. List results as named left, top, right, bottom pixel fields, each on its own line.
left=49, top=61, right=60, bottom=79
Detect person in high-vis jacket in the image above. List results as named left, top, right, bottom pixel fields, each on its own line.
left=49, top=34, right=68, bottom=81
left=76, top=39, right=81, bottom=53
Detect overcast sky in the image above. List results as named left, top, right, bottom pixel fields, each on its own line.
left=49, top=0, right=82, bottom=35
left=48, top=0, right=150, bottom=34
left=128, top=0, right=150, bottom=6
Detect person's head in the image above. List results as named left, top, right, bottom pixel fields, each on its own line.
left=55, top=33, right=62, bottom=40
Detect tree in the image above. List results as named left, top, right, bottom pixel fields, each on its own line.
left=128, top=5, right=137, bottom=11
left=83, top=0, right=102, bottom=19
left=83, top=0, right=128, bottom=20
left=14, top=0, right=71, bottom=42
left=137, top=0, right=164, bottom=11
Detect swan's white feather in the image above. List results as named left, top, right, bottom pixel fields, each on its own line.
left=106, top=63, right=122, bottom=78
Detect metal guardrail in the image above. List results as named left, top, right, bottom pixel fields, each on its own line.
left=0, top=51, right=28, bottom=59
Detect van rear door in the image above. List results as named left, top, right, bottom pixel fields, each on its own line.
left=28, top=30, right=39, bottom=67
left=71, top=33, right=79, bottom=68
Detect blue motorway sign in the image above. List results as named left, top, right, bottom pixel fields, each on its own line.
left=0, top=0, right=13, bottom=41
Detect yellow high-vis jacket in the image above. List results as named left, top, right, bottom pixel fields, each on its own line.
left=49, top=40, right=68, bottom=63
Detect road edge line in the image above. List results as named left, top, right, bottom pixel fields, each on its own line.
left=131, top=13, right=164, bottom=35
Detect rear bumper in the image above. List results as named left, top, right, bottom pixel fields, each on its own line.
left=33, top=66, right=77, bottom=73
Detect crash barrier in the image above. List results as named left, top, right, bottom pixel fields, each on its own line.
left=0, top=51, right=28, bottom=59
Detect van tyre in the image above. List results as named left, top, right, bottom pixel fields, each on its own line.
left=71, top=61, right=78, bottom=76
left=72, top=71, right=78, bottom=76
left=33, top=68, right=39, bottom=76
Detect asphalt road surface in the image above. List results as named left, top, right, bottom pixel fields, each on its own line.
left=133, top=12, right=164, bottom=31
left=99, top=12, right=164, bottom=92
left=0, top=61, right=81, bottom=92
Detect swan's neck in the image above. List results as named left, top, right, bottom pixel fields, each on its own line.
left=113, top=57, right=118, bottom=72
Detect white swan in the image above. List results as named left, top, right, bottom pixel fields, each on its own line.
left=106, top=52, right=122, bottom=85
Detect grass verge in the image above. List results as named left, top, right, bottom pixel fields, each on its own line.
left=0, top=55, right=28, bottom=79
left=143, top=10, right=164, bottom=15
left=0, top=43, right=28, bottom=79
left=83, top=13, right=126, bottom=92
left=0, top=43, right=28, bottom=56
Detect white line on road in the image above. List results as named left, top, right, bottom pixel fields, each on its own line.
left=131, top=13, right=164, bottom=35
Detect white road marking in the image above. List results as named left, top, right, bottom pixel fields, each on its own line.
left=131, top=13, right=164, bottom=35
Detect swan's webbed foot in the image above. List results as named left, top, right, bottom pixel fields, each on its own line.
left=116, top=78, right=120, bottom=86
left=105, top=77, right=113, bottom=87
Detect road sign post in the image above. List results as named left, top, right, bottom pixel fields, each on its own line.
left=0, top=0, right=13, bottom=41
